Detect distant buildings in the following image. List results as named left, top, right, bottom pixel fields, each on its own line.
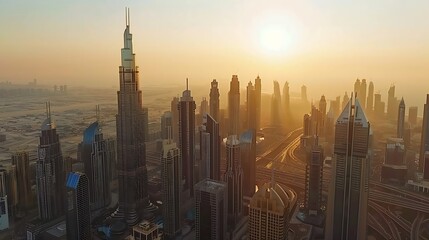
left=255, top=76, right=262, bottom=132
left=397, top=98, right=406, bottom=138
left=161, top=111, right=172, bottom=140
left=301, top=85, right=308, bottom=104
left=161, top=139, right=181, bottom=238
left=228, top=75, right=240, bottom=135
left=36, top=103, right=65, bottom=221
left=367, top=81, right=374, bottom=112
left=408, top=106, right=418, bottom=126
left=178, top=79, right=196, bottom=197
left=283, top=81, right=291, bottom=122
left=271, top=81, right=282, bottom=126
left=194, top=179, right=227, bottom=240
left=246, top=81, right=257, bottom=131
left=381, top=138, right=407, bottom=185
left=209, top=80, right=220, bottom=122
left=420, top=94, right=429, bottom=179
left=387, top=85, right=398, bottom=120
left=248, top=181, right=297, bottom=240
left=325, top=98, right=370, bottom=240
left=66, top=172, right=91, bottom=240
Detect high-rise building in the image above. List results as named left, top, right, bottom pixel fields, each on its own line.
left=255, top=76, right=262, bottom=132
left=36, top=103, right=65, bottom=221
left=387, top=85, right=397, bottom=120
left=397, top=98, right=406, bottom=138
left=11, top=151, right=32, bottom=212
left=342, top=92, right=349, bottom=111
left=228, top=75, right=240, bottom=135
left=240, top=129, right=256, bottom=198
left=66, top=172, right=91, bottom=240
left=360, top=79, right=367, bottom=108
left=248, top=181, right=297, bottom=240
left=381, top=138, right=407, bottom=185
left=161, top=139, right=182, bottom=238
left=301, top=85, right=308, bottom=103
left=409, top=106, right=418, bottom=126
left=179, top=79, right=196, bottom=197
left=200, top=114, right=221, bottom=181
left=200, top=97, right=208, bottom=117
left=420, top=94, right=429, bottom=176
left=367, top=81, right=374, bottom=112
left=209, top=79, right=220, bottom=122
left=374, top=93, right=384, bottom=118
left=283, top=81, right=290, bottom=121
left=273, top=80, right=282, bottom=110
left=319, top=95, right=327, bottom=136
left=353, top=79, right=361, bottom=95
left=161, top=111, right=172, bottom=140
left=171, top=97, right=180, bottom=144
left=0, top=170, right=9, bottom=230
left=246, top=81, right=257, bottom=131
left=271, top=93, right=281, bottom=127
left=194, top=179, right=227, bottom=240
left=303, top=114, right=312, bottom=137
left=115, top=10, right=150, bottom=225
left=325, top=98, right=370, bottom=240
left=304, top=139, right=324, bottom=216
left=79, top=121, right=113, bottom=211
left=223, top=135, right=243, bottom=227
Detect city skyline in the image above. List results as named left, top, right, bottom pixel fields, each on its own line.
left=1, top=1, right=429, bottom=109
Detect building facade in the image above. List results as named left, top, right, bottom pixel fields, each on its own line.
left=228, top=75, right=240, bottom=135
left=200, top=114, right=220, bottom=181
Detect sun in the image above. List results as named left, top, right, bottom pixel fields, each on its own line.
left=258, top=25, right=291, bottom=56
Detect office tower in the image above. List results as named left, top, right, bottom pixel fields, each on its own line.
left=387, top=85, right=397, bottom=120
left=305, top=139, right=324, bottom=216
left=240, top=129, right=256, bottom=198
left=374, top=93, right=384, bottom=118
left=0, top=170, right=9, bottom=230
left=200, top=114, right=221, bottom=180
left=194, top=179, right=227, bottom=240
left=179, top=79, right=196, bottom=197
left=367, top=81, right=374, bottom=112
left=246, top=81, right=257, bottom=131
left=248, top=181, right=297, bottom=240
left=409, top=106, right=418, bottom=126
left=161, top=139, right=182, bottom=238
left=209, top=79, right=220, bottom=122
left=325, top=98, right=370, bottom=240
left=200, top=97, right=208, bottom=117
left=79, top=121, right=112, bottom=211
left=283, top=81, right=290, bottom=119
left=271, top=93, right=281, bottom=126
left=228, top=75, right=240, bottom=135
left=303, top=114, right=312, bottom=136
left=273, top=80, right=281, bottom=110
left=319, top=95, right=327, bottom=136
left=381, top=138, right=407, bottom=185
left=115, top=10, right=149, bottom=225
left=420, top=94, right=429, bottom=175
left=301, top=85, right=308, bottom=103
left=360, top=79, right=367, bottom=108
left=255, top=76, right=262, bottom=132
left=223, top=135, right=243, bottom=227
left=11, top=151, right=32, bottom=212
left=397, top=98, right=406, bottom=138
left=353, top=79, right=361, bottom=95
left=161, top=111, right=172, bottom=140
left=171, top=97, right=180, bottom=143
left=36, top=103, right=65, bottom=221
left=66, top=172, right=91, bottom=240
left=342, top=92, right=349, bottom=113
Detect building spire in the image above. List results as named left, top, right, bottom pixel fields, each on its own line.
left=186, top=78, right=189, bottom=91
left=125, top=7, right=130, bottom=27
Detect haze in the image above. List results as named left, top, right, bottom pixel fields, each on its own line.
left=1, top=0, right=429, bottom=107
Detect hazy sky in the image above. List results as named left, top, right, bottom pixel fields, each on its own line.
left=1, top=0, right=429, bottom=106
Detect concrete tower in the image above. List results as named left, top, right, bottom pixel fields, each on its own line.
left=115, top=9, right=150, bottom=225
left=228, top=75, right=240, bottom=135
left=325, top=97, right=370, bottom=240
left=397, top=98, right=406, bottom=138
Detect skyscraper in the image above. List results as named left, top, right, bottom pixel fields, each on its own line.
left=360, top=79, right=367, bottom=108
left=209, top=79, right=220, bottom=122
left=161, top=139, right=181, bottom=238
left=228, top=75, right=240, bottom=135
left=397, top=98, right=405, bottom=138
left=342, top=92, right=349, bottom=111
left=223, top=135, right=243, bottom=227
left=11, top=151, right=32, bottom=212
left=283, top=81, right=290, bottom=120
left=255, top=76, right=262, bottom=132
left=387, top=85, right=397, bottom=120
left=353, top=79, right=361, bottom=95
left=420, top=94, right=429, bottom=176
left=366, top=81, right=374, bottom=112
left=179, top=79, right=196, bottom=197
left=200, top=114, right=221, bottom=181
left=115, top=10, right=149, bottom=225
left=194, top=179, right=227, bottom=240
left=248, top=181, right=297, bottom=240
left=246, top=81, right=257, bottom=131
left=36, top=103, right=65, bottom=221
left=271, top=81, right=282, bottom=126
left=171, top=97, right=180, bottom=144
left=79, top=121, right=113, bottom=211
left=301, top=85, right=308, bottom=103
left=325, top=97, right=370, bottom=240
left=305, top=139, right=324, bottom=216
left=0, top=170, right=9, bottom=230
left=200, top=97, right=208, bottom=117
left=240, top=129, right=256, bottom=198
left=319, top=95, right=327, bottom=136
left=374, top=93, right=385, bottom=118
left=161, top=111, right=172, bottom=140
left=66, top=172, right=91, bottom=240
left=409, top=106, right=418, bottom=126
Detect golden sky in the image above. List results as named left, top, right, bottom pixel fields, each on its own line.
left=1, top=0, right=429, bottom=106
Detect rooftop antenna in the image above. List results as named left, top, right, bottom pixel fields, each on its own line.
left=128, top=8, right=130, bottom=27
left=186, top=78, right=189, bottom=91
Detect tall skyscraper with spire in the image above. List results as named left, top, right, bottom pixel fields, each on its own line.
left=255, top=76, right=262, bottom=131
left=397, top=98, right=405, bottom=138
left=36, top=103, right=65, bottom=221
left=325, top=97, right=370, bottom=240
left=179, top=79, right=196, bottom=197
left=209, top=79, right=220, bottom=122
left=420, top=94, right=429, bottom=176
left=115, top=9, right=149, bottom=225
left=228, top=75, right=240, bottom=135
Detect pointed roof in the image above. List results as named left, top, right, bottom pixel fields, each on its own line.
left=336, top=97, right=369, bottom=128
